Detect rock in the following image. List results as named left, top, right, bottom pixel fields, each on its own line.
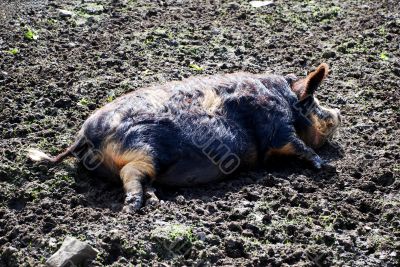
left=83, top=4, right=104, bottom=15
left=46, top=236, right=98, bottom=267
left=211, top=27, right=221, bottom=35
left=58, top=9, right=74, bottom=18
left=175, top=195, right=185, bottom=204
left=249, top=1, right=274, bottom=8
left=195, top=231, right=206, bottom=241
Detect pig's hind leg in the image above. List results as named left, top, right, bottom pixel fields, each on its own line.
left=120, top=161, right=155, bottom=213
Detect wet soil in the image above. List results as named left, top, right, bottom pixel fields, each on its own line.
left=0, top=0, right=399, bottom=266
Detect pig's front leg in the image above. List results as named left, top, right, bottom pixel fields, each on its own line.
left=289, top=136, right=324, bottom=169
left=267, top=134, right=325, bottom=169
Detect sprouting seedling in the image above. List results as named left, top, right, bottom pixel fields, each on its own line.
left=106, top=91, right=115, bottom=102
left=189, top=63, right=204, bottom=71
left=5, top=48, right=19, bottom=55
left=24, top=28, right=39, bottom=40
left=78, top=98, right=89, bottom=106
left=379, top=52, right=389, bottom=61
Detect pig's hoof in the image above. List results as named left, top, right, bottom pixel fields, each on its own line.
left=144, top=186, right=159, bottom=207
left=123, top=193, right=143, bottom=213
left=311, top=155, right=324, bottom=169
left=145, top=195, right=160, bottom=207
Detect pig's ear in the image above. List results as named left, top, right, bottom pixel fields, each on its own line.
left=292, top=63, right=329, bottom=99
left=304, top=63, right=329, bottom=96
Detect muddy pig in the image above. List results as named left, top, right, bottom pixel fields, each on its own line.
left=28, top=63, right=341, bottom=212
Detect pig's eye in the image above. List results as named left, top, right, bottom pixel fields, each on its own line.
left=326, top=120, right=334, bottom=127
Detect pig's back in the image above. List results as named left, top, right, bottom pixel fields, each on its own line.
left=79, top=72, right=293, bottom=152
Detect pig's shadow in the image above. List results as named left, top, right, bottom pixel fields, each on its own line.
left=157, top=141, right=344, bottom=204
left=75, top=141, right=344, bottom=211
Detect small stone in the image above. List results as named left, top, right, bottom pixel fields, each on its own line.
left=58, top=9, right=74, bottom=18
left=211, top=28, right=221, bottom=35
left=175, top=195, right=185, bottom=204
left=83, top=4, right=104, bottom=15
left=196, top=231, right=206, bottom=241
left=46, top=236, right=98, bottom=267
left=249, top=1, right=274, bottom=8
left=48, top=237, right=57, bottom=248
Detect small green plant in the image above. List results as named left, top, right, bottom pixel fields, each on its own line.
left=150, top=224, right=196, bottom=258
left=78, top=98, right=89, bottom=106
left=318, top=214, right=338, bottom=230
left=47, top=18, right=58, bottom=25
left=144, top=35, right=155, bottom=45
left=5, top=48, right=19, bottom=55
left=24, top=28, right=39, bottom=40
left=189, top=63, right=204, bottom=71
left=378, top=26, right=387, bottom=36
left=312, top=5, right=341, bottom=22
left=167, top=224, right=194, bottom=241
left=379, top=52, right=389, bottom=61
left=28, top=186, right=45, bottom=201
left=106, top=91, right=115, bottom=102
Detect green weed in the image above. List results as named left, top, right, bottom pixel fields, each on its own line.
left=106, top=91, right=115, bottom=102
left=378, top=26, right=387, bottom=36
left=189, top=63, right=204, bottom=71
left=78, top=98, right=89, bottom=106
left=24, top=28, right=39, bottom=41
left=150, top=224, right=196, bottom=258
left=379, top=52, right=389, bottom=61
left=5, top=48, right=19, bottom=55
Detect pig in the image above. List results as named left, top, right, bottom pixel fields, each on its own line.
left=28, top=63, right=341, bottom=212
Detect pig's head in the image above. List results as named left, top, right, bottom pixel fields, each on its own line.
left=287, top=63, right=341, bottom=149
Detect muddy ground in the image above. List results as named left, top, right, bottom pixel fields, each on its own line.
left=0, top=0, right=399, bottom=266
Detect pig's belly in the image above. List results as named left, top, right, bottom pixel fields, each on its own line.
left=156, top=152, right=226, bottom=186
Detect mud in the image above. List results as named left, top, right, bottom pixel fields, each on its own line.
left=0, top=0, right=399, bottom=266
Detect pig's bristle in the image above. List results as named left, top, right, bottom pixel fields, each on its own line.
left=27, top=148, right=52, bottom=162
